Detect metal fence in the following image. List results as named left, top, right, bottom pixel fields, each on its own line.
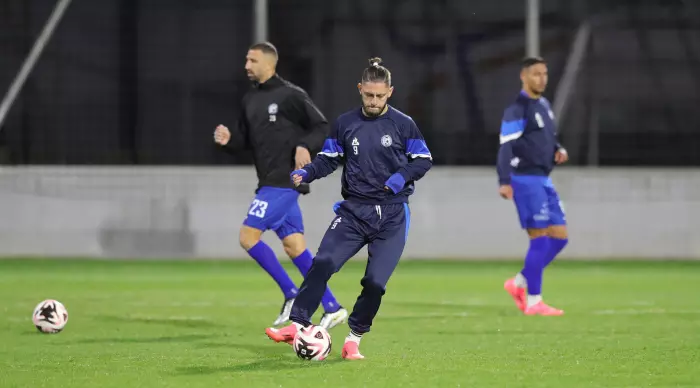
left=1, top=0, right=698, bottom=166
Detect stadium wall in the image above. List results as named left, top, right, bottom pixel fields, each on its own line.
left=0, top=167, right=697, bottom=260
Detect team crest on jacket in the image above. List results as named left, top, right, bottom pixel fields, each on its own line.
left=381, top=135, right=392, bottom=147
left=268, top=103, right=278, bottom=122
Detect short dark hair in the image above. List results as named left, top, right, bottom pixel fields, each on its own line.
left=362, top=57, right=392, bottom=86
left=249, top=42, right=278, bottom=58
left=521, top=56, right=546, bottom=69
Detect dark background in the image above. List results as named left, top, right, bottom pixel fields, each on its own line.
left=1, top=0, right=699, bottom=166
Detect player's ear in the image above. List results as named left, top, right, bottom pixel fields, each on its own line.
left=357, top=83, right=362, bottom=94
left=387, top=86, right=394, bottom=98
left=260, top=52, right=276, bottom=70
left=266, top=56, right=277, bottom=71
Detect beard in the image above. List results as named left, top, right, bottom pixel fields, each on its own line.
left=362, top=103, right=386, bottom=118
left=530, top=83, right=546, bottom=96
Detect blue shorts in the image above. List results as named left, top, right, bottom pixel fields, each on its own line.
left=511, top=175, right=566, bottom=229
left=243, top=186, right=304, bottom=240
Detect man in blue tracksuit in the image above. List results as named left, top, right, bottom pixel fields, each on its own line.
left=265, top=57, right=433, bottom=360
left=498, top=56, right=570, bottom=316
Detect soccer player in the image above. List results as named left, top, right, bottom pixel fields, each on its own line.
left=497, top=56, right=569, bottom=316
left=265, top=57, right=433, bottom=359
left=213, top=42, right=348, bottom=329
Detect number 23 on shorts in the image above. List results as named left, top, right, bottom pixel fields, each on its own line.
left=248, top=199, right=268, bottom=218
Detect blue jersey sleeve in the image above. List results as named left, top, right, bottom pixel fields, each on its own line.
left=395, top=119, right=433, bottom=183
left=303, top=120, right=343, bottom=182
left=497, top=103, right=526, bottom=185
left=499, top=104, right=526, bottom=145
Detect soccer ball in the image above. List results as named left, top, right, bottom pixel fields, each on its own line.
left=293, top=325, right=332, bottom=361
left=32, top=299, right=68, bottom=334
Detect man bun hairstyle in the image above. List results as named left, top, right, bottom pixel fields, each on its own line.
left=362, top=57, right=392, bottom=86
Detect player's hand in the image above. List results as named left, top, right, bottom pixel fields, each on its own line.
left=555, top=148, right=569, bottom=164
left=384, top=173, right=406, bottom=195
left=295, top=146, right=312, bottom=170
left=213, top=124, right=231, bottom=145
left=290, top=169, right=308, bottom=187
left=499, top=184, right=513, bottom=200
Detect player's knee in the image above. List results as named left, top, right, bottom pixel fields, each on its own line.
left=548, top=225, right=568, bottom=239
left=311, top=255, right=336, bottom=276
left=282, top=234, right=306, bottom=258
left=239, top=227, right=262, bottom=251
left=239, top=236, right=259, bottom=251
left=283, top=245, right=302, bottom=258
left=360, top=276, right=387, bottom=296
left=526, top=228, right=549, bottom=239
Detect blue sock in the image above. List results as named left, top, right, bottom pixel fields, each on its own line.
left=248, top=241, right=298, bottom=299
left=292, top=249, right=341, bottom=313
left=544, top=237, right=568, bottom=268
left=521, top=236, right=550, bottom=295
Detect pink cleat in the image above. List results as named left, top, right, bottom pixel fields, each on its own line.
left=524, top=301, right=564, bottom=316
left=504, top=278, right=526, bottom=312
left=265, top=324, right=297, bottom=345
left=341, top=341, right=365, bottom=360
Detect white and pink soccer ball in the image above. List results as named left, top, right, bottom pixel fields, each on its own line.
left=32, top=299, right=68, bottom=334
left=293, top=325, right=332, bottom=361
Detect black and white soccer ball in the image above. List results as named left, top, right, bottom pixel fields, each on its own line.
left=293, top=325, right=332, bottom=361
left=32, top=299, right=68, bottom=334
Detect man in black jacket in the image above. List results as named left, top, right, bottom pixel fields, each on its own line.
left=214, top=42, right=347, bottom=329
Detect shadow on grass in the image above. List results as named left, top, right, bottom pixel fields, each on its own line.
left=176, top=356, right=344, bottom=375
left=378, top=313, right=470, bottom=321
left=378, top=300, right=509, bottom=321
left=196, top=341, right=283, bottom=357
left=95, top=314, right=222, bottom=329
left=75, top=334, right=216, bottom=344
left=387, top=300, right=489, bottom=310
left=22, top=329, right=49, bottom=336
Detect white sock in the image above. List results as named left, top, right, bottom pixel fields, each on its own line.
left=345, top=330, right=362, bottom=345
left=292, top=322, right=304, bottom=330
left=515, top=273, right=527, bottom=288
left=527, top=295, right=542, bottom=308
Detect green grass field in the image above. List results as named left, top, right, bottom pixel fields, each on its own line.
left=1, top=259, right=699, bottom=387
